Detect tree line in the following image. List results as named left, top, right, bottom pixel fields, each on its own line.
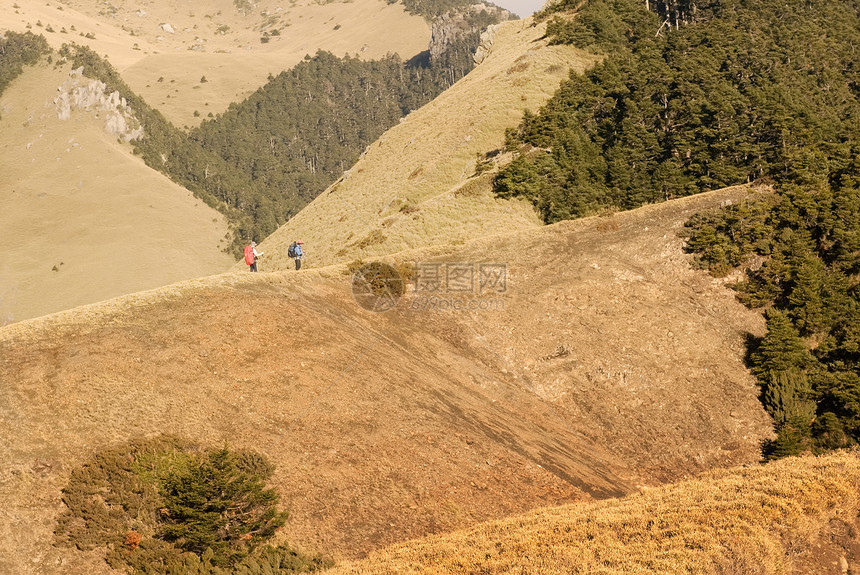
left=494, top=0, right=860, bottom=457
left=684, top=166, right=860, bottom=458
left=0, top=31, right=50, bottom=102
left=57, top=1, right=504, bottom=255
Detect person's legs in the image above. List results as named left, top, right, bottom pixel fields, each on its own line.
left=250, top=261, right=258, bottom=272
left=295, top=258, right=301, bottom=271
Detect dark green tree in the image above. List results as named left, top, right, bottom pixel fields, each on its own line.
left=55, top=438, right=315, bottom=574
left=786, top=256, right=828, bottom=335
left=751, top=309, right=812, bottom=381
left=159, top=448, right=288, bottom=566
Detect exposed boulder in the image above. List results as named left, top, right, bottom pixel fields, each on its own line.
left=429, top=3, right=510, bottom=65
left=54, top=67, right=144, bottom=142
left=473, top=24, right=500, bottom=64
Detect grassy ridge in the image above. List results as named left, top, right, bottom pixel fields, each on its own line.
left=327, top=453, right=860, bottom=574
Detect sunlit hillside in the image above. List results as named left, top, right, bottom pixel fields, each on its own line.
left=0, top=0, right=434, bottom=321
left=0, top=186, right=773, bottom=573
left=0, top=0, right=431, bottom=128
left=254, top=15, right=602, bottom=271
left=1, top=0, right=857, bottom=572
left=326, top=452, right=860, bottom=574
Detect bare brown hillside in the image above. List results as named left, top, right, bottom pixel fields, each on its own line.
left=0, top=186, right=771, bottom=574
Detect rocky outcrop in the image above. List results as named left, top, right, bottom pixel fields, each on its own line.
left=54, top=67, right=144, bottom=142
left=428, top=3, right=510, bottom=64
left=473, top=24, right=500, bottom=64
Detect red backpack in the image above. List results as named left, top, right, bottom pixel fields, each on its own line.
left=244, top=245, right=255, bottom=265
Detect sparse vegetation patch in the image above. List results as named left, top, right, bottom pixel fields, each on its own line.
left=55, top=436, right=328, bottom=574
left=352, top=229, right=387, bottom=250
left=0, top=32, right=50, bottom=100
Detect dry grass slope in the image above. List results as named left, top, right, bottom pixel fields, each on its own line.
left=0, top=0, right=430, bottom=128
left=0, top=187, right=774, bottom=574
left=0, top=0, right=431, bottom=322
left=326, top=452, right=860, bottom=574
left=255, top=16, right=602, bottom=272
left=0, top=61, right=234, bottom=323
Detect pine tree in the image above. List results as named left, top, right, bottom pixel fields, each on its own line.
left=786, top=256, right=827, bottom=335
left=159, top=448, right=288, bottom=566
left=763, top=418, right=811, bottom=460
left=750, top=308, right=812, bottom=380
left=761, top=368, right=815, bottom=426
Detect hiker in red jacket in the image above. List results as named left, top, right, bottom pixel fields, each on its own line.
left=244, top=241, right=263, bottom=272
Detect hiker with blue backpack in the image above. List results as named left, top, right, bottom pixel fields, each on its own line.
left=288, top=241, right=304, bottom=270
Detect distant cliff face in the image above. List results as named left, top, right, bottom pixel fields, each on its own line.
left=473, top=24, right=500, bottom=64
left=428, top=3, right=511, bottom=63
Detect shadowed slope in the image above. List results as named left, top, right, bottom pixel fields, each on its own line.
left=0, top=187, right=771, bottom=573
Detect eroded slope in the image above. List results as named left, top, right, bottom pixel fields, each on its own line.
left=0, top=187, right=771, bottom=573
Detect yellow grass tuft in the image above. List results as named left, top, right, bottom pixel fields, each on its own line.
left=327, top=453, right=860, bottom=574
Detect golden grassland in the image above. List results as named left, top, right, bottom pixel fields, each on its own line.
left=255, top=16, right=602, bottom=271
left=327, top=452, right=860, bottom=574
left=0, top=0, right=429, bottom=321
left=0, top=61, right=234, bottom=323
left=0, top=0, right=430, bottom=128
